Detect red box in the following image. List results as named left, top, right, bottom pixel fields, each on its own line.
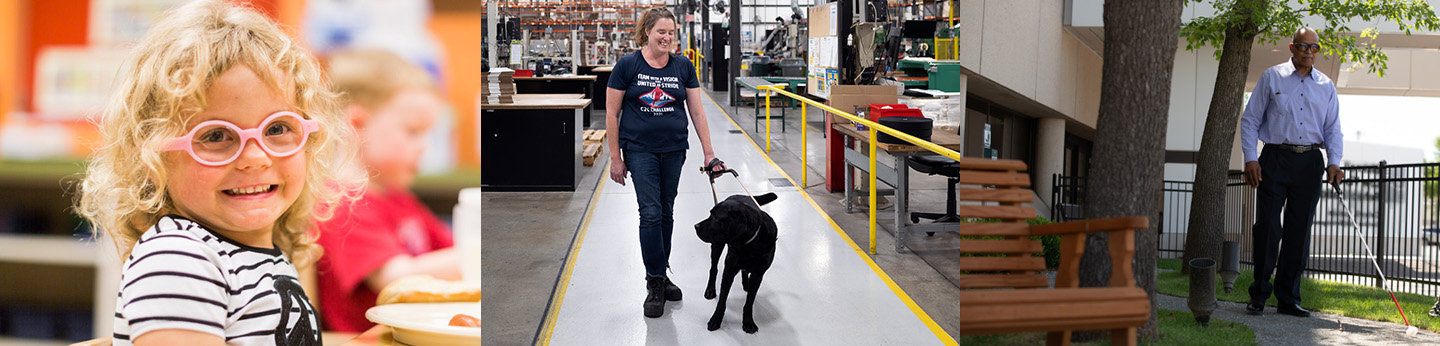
left=868, top=104, right=922, bottom=122
left=513, top=69, right=535, bottom=77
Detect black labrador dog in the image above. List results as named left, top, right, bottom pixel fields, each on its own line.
left=694, top=192, right=779, bottom=333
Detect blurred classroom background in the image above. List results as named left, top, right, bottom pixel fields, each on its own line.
left=0, top=1, right=482, bottom=344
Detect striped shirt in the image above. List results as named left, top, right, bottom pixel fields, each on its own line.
left=112, top=215, right=321, bottom=346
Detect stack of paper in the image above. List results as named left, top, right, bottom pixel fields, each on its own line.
left=480, top=68, right=515, bottom=104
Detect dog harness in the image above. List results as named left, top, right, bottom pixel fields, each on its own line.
left=744, top=224, right=762, bottom=245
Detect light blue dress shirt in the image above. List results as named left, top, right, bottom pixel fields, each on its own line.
left=1240, top=60, right=1343, bottom=165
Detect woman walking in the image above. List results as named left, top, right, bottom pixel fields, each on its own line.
left=605, top=6, right=726, bottom=318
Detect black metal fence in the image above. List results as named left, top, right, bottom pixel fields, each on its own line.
left=1053, top=162, right=1440, bottom=297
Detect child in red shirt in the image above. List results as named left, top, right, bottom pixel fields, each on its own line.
left=315, top=49, right=460, bottom=332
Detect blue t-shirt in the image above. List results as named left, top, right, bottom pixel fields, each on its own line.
left=607, top=51, right=700, bottom=153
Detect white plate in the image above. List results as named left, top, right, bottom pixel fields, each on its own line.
left=366, top=302, right=482, bottom=346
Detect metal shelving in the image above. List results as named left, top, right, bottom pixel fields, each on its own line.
left=485, top=0, right=644, bottom=68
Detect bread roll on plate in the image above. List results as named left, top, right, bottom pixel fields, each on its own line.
left=376, top=275, right=482, bottom=306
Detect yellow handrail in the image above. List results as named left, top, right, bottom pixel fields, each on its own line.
left=765, top=91, right=772, bottom=153
left=684, top=48, right=704, bottom=83
left=759, top=86, right=960, bottom=161
left=758, top=85, right=960, bottom=254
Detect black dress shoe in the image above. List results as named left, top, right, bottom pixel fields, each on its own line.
left=1277, top=304, right=1311, bottom=317
left=1245, top=302, right=1264, bottom=315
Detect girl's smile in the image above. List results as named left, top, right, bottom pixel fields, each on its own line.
left=165, top=64, right=307, bottom=248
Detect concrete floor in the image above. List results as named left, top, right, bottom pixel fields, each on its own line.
left=481, top=85, right=959, bottom=346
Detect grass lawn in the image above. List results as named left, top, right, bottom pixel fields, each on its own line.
left=1156, top=258, right=1439, bottom=332
left=956, top=308, right=1255, bottom=345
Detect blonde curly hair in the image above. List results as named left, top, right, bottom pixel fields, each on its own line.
left=326, top=48, right=436, bottom=111
left=76, top=0, right=363, bottom=268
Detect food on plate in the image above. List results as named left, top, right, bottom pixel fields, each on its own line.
left=448, top=314, right=481, bottom=327
left=376, top=275, right=482, bottom=306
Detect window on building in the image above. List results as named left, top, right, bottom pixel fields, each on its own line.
left=964, top=94, right=1036, bottom=175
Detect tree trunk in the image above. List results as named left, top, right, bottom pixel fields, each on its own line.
left=1181, top=0, right=1266, bottom=277
left=1074, top=0, right=1183, bottom=341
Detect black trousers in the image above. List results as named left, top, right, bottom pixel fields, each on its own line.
left=1248, top=145, right=1326, bottom=307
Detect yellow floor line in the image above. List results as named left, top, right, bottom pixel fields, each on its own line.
left=535, top=160, right=609, bottom=346
left=703, top=93, right=958, bottom=345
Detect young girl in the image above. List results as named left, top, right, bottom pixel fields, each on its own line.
left=314, top=48, right=459, bottom=332
left=77, top=1, right=361, bottom=345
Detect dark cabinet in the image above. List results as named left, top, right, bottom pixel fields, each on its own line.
left=481, top=107, right=583, bottom=191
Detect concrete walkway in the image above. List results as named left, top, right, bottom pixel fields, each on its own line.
left=1155, top=294, right=1440, bottom=345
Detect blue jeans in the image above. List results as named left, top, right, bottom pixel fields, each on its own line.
left=625, top=149, right=686, bottom=278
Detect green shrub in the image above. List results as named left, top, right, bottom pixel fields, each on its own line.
left=1027, top=216, right=1059, bottom=269
left=959, top=216, right=1061, bottom=270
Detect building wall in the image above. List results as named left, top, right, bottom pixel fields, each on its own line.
left=1164, top=44, right=1227, bottom=183
left=960, top=0, right=1102, bottom=128
left=1342, top=141, right=1425, bottom=166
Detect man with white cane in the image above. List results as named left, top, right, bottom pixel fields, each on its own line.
left=1239, top=27, right=1344, bottom=318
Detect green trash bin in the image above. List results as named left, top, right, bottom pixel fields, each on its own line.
left=751, top=62, right=773, bottom=77
left=928, top=62, right=963, bottom=92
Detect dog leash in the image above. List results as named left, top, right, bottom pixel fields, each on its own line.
left=700, top=158, right=760, bottom=208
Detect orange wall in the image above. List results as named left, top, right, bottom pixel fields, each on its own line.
left=1, top=1, right=20, bottom=122
left=24, top=0, right=88, bottom=112
left=20, top=0, right=279, bottom=113
left=430, top=13, right=484, bottom=168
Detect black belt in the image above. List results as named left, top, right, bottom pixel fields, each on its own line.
left=1268, top=143, right=1321, bottom=153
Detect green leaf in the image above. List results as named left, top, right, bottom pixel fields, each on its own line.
left=1183, top=0, right=1440, bottom=76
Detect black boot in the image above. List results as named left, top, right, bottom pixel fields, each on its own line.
left=664, top=277, right=682, bottom=301
left=644, top=277, right=666, bottom=318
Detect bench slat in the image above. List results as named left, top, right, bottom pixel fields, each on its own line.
left=959, top=171, right=1031, bottom=187
left=960, top=287, right=1150, bottom=334
left=957, top=188, right=1032, bottom=203
left=961, top=300, right=1150, bottom=324
left=960, top=287, right=1148, bottom=305
left=958, top=239, right=1043, bottom=254
left=958, top=205, right=1036, bottom=220
left=955, top=158, right=1027, bottom=171
left=956, top=274, right=1049, bottom=289
left=962, top=315, right=1150, bottom=336
left=958, top=257, right=1046, bottom=272
left=959, top=222, right=1030, bottom=236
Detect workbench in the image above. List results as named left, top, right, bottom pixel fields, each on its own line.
left=832, top=123, right=963, bottom=252
left=514, top=75, right=599, bottom=127
left=481, top=96, right=593, bottom=191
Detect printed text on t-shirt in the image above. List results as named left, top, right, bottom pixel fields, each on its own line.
left=636, top=73, right=681, bottom=114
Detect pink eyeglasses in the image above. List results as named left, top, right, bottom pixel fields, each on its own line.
left=161, top=111, right=320, bottom=166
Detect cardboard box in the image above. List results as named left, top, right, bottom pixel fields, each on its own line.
left=825, top=85, right=901, bottom=124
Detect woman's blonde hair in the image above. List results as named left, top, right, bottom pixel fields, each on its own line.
left=633, top=7, right=677, bottom=48
left=326, top=49, right=436, bottom=111
left=76, top=0, right=363, bottom=268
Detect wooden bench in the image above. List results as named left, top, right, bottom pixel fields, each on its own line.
left=955, top=158, right=1150, bottom=346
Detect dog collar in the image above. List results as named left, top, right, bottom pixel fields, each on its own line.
left=744, top=225, right=762, bottom=245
